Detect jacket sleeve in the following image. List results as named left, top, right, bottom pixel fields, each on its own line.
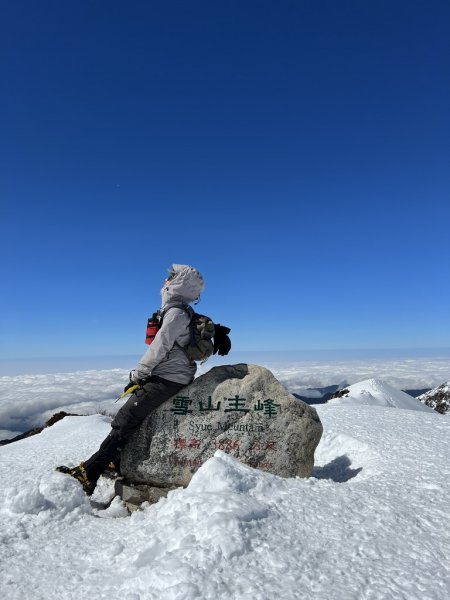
left=131, top=308, right=189, bottom=382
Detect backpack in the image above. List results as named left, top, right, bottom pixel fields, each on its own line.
left=146, top=304, right=231, bottom=362
left=178, top=305, right=216, bottom=363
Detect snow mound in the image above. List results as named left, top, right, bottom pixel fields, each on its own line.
left=328, top=378, right=434, bottom=412
left=133, top=451, right=284, bottom=567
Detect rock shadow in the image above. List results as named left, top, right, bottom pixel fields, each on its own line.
left=312, top=455, right=362, bottom=482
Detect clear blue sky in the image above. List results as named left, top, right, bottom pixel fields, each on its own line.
left=1, top=0, right=449, bottom=360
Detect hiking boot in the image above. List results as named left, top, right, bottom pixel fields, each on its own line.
left=102, top=461, right=121, bottom=479
left=56, top=463, right=96, bottom=496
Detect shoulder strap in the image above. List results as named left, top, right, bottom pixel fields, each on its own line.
left=159, top=303, right=194, bottom=329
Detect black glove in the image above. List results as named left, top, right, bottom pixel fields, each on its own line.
left=213, top=324, right=231, bottom=356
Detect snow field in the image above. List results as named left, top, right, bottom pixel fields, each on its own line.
left=1, top=404, right=449, bottom=599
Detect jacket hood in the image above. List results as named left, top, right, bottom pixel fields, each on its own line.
left=161, top=265, right=204, bottom=307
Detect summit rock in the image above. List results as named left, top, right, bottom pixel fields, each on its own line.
left=120, top=363, right=323, bottom=490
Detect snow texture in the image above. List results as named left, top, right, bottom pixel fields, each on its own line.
left=1, top=386, right=449, bottom=599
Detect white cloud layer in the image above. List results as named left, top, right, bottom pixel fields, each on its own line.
left=264, top=357, right=450, bottom=395
left=1, top=357, right=449, bottom=435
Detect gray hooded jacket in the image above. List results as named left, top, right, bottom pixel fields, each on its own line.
left=131, top=266, right=204, bottom=385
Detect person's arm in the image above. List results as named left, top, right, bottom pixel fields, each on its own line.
left=130, top=308, right=189, bottom=382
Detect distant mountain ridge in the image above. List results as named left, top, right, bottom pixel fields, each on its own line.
left=327, top=378, right=435, bottom=412
left=418, top=382, right=450, bottom=415
left=294, top=383, right=433, bottom=407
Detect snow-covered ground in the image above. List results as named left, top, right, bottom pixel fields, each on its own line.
left=1, top=398, right=449, bottom=599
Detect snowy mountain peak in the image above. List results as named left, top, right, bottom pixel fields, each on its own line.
left=418, top=381, right=450, bottom=415
left=328, top=378, right=435, bottom=412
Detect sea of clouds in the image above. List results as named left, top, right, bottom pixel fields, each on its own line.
left=1, top=353, right=449, bottom=438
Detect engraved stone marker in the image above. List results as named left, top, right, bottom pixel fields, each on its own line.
left=120, top=364, right=323, bottom=493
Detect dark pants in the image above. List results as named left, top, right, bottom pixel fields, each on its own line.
left=83, top=375, right=185, bottom=484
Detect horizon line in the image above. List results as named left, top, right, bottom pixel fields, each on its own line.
left=1, top=347, right=450, bottom=362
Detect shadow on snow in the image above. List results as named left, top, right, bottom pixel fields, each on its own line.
left=312, top=455, right=362, bottom=482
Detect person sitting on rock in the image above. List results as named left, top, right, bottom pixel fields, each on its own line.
left=57, top=264, right=207, bottom=495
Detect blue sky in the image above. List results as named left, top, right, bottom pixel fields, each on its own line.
left=1, top=0, right=449, bottom=362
